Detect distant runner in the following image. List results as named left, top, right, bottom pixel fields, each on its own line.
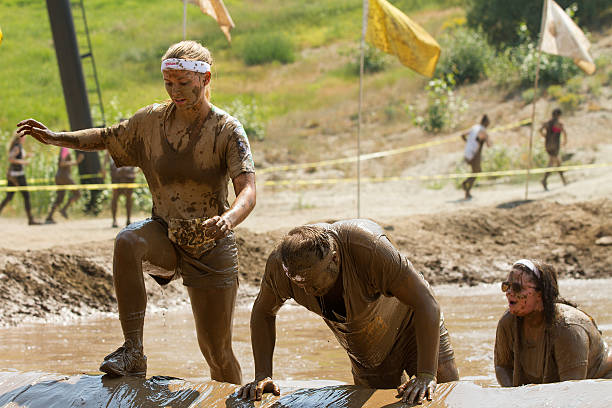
left=461, top=115, right=491, bottom=200
left=239, top=219, right=459, bottom=405
left=495, top=259, right=612, bottom=386
left=540, top=108, right=568, bottom=191
left=104, top=152, right=137, bottom=228
left=45, top=146, right=83, bottom=223
left=0, top=133, right=41, bottom=225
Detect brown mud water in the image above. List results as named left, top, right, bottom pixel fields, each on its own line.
left=0, top=279, right=611, bottom=406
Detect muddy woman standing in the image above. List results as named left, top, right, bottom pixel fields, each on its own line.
left=17, top=40, right=256, bottom=384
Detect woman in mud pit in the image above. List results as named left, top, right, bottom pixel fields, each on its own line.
left=17, top=40, right=256, bottom=384
left=494, top=259, right=612, bottom=386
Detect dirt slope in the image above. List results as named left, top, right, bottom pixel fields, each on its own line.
left=1, top=199, right=610, bottom=327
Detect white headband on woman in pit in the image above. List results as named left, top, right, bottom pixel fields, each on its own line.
left=513, top=259, right=540, bottom=279
left=161, top=58, right=210, bottom=74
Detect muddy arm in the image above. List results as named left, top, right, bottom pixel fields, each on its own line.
left=238, top=277, right=284, bottom=401
left=495, top=365, right=513, bottom=387
left=391, top=273, right=441, bottom=378
left=250, top=281, right=283, bottom=380
left=555, top=325, right=589, bottom=381
left=203, top=172, right=256, bottom=240
left=17, top=119, right=105, bottom=151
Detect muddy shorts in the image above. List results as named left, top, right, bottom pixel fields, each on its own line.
left=350, top=322, right=455, bottom=389
left=465, top=156, right=482, bottom=173
left=149, top=216, right=239, bottom=289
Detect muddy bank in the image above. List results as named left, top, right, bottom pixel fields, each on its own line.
left=0, top=199, right=610, bottom=326
left=236, top=198, right=612, bottom=285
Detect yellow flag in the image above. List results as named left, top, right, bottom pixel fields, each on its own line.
left=186, top=0, right=235, bottom=43
left=540, top=0, right=595, bottom=74
left=366, top=0, right=441, bottom=77
left=0, top=25, right=3, bottom=46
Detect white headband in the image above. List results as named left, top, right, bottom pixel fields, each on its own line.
left=161, top=58, right=210, bottom=74
left=513, top=259, right=540, bottom=279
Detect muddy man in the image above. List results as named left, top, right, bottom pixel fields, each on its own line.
left=16, top=40, right=256, bottom=384
left=239, top=219, right=459, bottom=405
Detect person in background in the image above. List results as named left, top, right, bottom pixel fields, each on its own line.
left=540, top=108, right=568, bottom=191
left=495, top=259, right=612, bottom=386
left=461, top=114, right=491, bottom=200
left=104, top=151, right=137, bottom=228
left=45, top=146, right=83, bottom=223
left=0, top=133, right=41, bottom=225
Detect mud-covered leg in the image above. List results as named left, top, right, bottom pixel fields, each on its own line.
left=111, top=189, right=120, bottom=227
left=125, top=190, right=133, bottom=225
left=100, top=219, right=177, bottom=377
left=187, top=280, right=242, bottom=384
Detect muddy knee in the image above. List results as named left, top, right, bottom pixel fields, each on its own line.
left=113, top=228, right=148, bottom=267
left=197, top=332, right=235, bottom=370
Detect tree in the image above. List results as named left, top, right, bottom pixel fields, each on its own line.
left=466, top=0, right=612, bottom=49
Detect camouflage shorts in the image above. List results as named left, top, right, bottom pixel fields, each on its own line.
left=167, top=217, right=216, bottom=258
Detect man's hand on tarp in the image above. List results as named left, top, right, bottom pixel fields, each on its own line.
left=396, top=373, right=437, bottom=404
left=238, top=377, right=280, bottom=401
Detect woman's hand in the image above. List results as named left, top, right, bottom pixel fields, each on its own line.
left=396, top=374, right=437, bottom=404
left=237, top=377, right=280, bottom=401
left=203, top=215, right=232, bottom=240
left=16, top=119, right=54, bottom=145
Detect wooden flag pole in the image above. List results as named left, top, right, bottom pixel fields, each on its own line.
left=525, top=0, right=548, bottom=200
left=357, top=0, right=368, bottom=218
left=183, top=0, right=187, bottom=40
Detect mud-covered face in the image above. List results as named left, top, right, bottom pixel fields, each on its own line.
left=162, top=69, right=210, bottom=110
left=285, top=250, right=340, bottom=297
left=504, top=268, right=542, bottom=316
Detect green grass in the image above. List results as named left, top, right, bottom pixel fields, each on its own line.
left=0, top=0, right=460, bottom=130
left=0, top=0, right=461, bottom=215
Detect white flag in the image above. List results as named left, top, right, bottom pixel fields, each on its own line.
left=186, top=0, right=235, bottom=43
left=540, top=0, right=595, bottom=74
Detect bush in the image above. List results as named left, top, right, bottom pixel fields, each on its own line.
left=242, top=33, right=295, bottom=66
left=345, top=44, right=389, bottom=76
left=435, top=27, right=494, bottom=84
left=558, top=93, right=583, bottom=112
left=409, top=74, right=468, bottom=133
left=547, top=85, right=564, bottom=100
left=225, top=99, right=266, bottom=141
left=521, top=88, right=537, bottom=105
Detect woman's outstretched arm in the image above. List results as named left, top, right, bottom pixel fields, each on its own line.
left=17, top=119, right=106, bottom=151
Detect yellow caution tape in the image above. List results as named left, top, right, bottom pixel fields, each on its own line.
left=258, top=118, right=531, bottom=174
left=0, top=162, right=608, bottom=192
left=0, top=183, right=147, bottom=193
left=0, top=172, right=105, bottom=186
left=262, top=163, right=612, bottom=187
